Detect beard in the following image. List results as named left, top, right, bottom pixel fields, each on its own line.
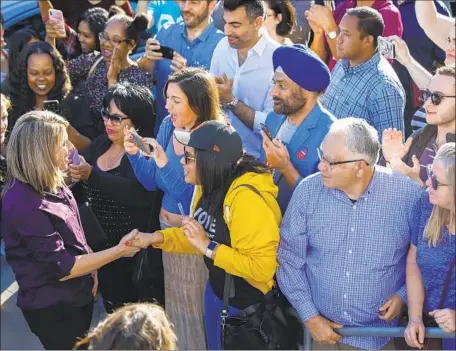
left=182, top=7, right=209, bottom=29
left=273, top=91, right=307, bottom=116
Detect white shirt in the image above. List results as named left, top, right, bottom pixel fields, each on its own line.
left=210, top=35, right=279, bottom=158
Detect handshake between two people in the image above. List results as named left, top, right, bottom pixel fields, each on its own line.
left=121, top=216, right=212, bottom=256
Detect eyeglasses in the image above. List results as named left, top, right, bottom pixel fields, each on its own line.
left=317, top=147, right=369, bottom=168
left=184, top=150, right=196, bottom=164
left=427, top=166, right=449, bottom=190
left=101, top=108, right=130, bottom=126
left=98, top=32, right=130, bottom=46
left=421, top=89, right=456, bottom=106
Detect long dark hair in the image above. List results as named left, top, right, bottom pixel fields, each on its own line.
left=196, top=151, right=270, bottom=216
left=103, top=82, right=155, bottom=138
left=6, top=41, right=71, bottom=123
left=164, top=67, right=222, bottom=128
left=266, top=0, right=296, bottom=37
left=77, top=7, right=109, bottom=52
left=6, top=28, right=42, bottom=74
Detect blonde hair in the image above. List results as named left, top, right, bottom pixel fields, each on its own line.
left=1, top=93, right=11, bottom=111
left=424, top=142, right=456, bottom=247
left=2, top=110, right=69, bottom=196
left=74, top=303, right=177, bottom=350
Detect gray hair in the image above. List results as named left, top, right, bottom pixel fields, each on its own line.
left=328, top=117, right=380, bottom=166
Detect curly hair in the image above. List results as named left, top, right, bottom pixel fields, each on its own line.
left=6, top=41, right=72, bottom=124
left=74, top=303, right=177, bottom=350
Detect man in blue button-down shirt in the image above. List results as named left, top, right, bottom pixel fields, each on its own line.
left=320, top=7, right=405, bottom=140
left=277, top=118, right=423, bottom=350
left=144, top=0, right=224, bottom=134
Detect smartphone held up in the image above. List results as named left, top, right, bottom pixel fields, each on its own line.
left=129, top=128, right=151, bottom=155
left=378, top=37, right=395, bottom=60
left=48, top=9, right=66, bottom=38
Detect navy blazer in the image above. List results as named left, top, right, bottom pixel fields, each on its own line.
left=259, top=102, right=336, bottom=213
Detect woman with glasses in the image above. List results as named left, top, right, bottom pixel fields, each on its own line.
left=66, top=12, right=151, bottom=135
left=382, top=64, right=455, bottom=185
left=404, top=142, right=455, bottom=350
left=69, top=82, right=164, bottom=313
left=1, top=110, right=140, bottom=350
left=263, top=0, right=295, bottom=46
left=128, top=121, right=281, bottom=350
left=123, top=67, right=222, bottom=350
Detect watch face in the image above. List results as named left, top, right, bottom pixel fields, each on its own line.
left=328, top=31, right=337, bottom=40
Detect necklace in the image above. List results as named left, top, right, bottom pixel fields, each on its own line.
left=104, top=150, right=125, bottom=171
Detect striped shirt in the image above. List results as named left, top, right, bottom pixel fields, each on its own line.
left=411, top=106, right=427, bottom=132
left=321, top=52, right=405, bottom=140
left=277, top=167, right=422, bottom=349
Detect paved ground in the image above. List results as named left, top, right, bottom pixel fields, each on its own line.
left=1, top=256, right=106, bottom=350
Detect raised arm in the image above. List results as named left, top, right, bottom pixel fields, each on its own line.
left=415, top=1, right=455, bottom=51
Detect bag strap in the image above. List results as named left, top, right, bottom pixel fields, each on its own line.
left=87, top=56, right=104, bottom=80
left=221, top=184, right=266, bottom=321
left=438, top=257, right=455, bottom=309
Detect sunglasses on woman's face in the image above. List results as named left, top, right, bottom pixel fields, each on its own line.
left=427, top=166, right=449, bottom=191
left=421, top=89, right=456, bottom=106
left=100, top=108, right=129, bottom=126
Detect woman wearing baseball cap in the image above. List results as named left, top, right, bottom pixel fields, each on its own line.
left=129, top=120, right=282, bottom=350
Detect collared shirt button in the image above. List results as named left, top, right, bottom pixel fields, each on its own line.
left=343, top=294, right=347, bottom=298
left=351, top=227, right=355, bottom=232
left=346, top=271, right=350, bottom=276
left=348, top=249, right=352, bottom=254
left=353, top=205, right=357, bottom=209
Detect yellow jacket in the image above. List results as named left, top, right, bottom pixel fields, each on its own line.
left=155, top=172, right=281, bottom=294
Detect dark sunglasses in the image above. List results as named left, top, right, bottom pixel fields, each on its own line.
left=427, top=166, right=449, bottom=191
left=101, top=108, right=129, bottom=126
left=421, top=89, right=456, bottom=106
left=317, top=147, right=369, bottom=168
left=184, top=150, right=196, bottom=164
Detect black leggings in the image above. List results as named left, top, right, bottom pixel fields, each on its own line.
left=22, top=301, right=93, bottom=350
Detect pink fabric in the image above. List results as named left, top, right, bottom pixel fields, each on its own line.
left=328, top=0, right=403, bottom=70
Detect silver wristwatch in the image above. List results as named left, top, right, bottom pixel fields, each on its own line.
left=224, top=96, right=238, bottom=111
left=327, top=30, right=338, bottom=40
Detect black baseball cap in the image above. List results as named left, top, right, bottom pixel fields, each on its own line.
left=174, top=121, right=243, bottom=163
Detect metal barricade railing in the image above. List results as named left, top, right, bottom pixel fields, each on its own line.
left=303, top=326, right=456, bottom=350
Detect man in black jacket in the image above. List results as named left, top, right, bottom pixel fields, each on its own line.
left=381, top=64, right=455, bottom=186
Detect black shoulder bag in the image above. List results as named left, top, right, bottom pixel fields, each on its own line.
left=220, top=184, right=301, bottom=350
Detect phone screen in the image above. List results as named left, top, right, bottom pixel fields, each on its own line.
left=44, top=100, right=60, bottom=114
left=378, top=37, right=395, bottom=59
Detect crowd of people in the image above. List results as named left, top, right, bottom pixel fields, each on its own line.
left=0, top=0, right=455, bottom=350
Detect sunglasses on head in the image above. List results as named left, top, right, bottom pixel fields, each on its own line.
left=101, top=108, right=129, bottom=126
left=427, top=166, right=449, bottom=191
left=421, top=89, right=456, bottom=106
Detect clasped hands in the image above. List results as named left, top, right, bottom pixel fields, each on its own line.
left=124, top=218, right=211, bottom=255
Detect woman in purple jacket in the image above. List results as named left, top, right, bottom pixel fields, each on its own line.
left=0, top=110, right=140, bottom=350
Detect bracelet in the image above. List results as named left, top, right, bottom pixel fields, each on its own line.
left=223, top=96, right=238, bottom=111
